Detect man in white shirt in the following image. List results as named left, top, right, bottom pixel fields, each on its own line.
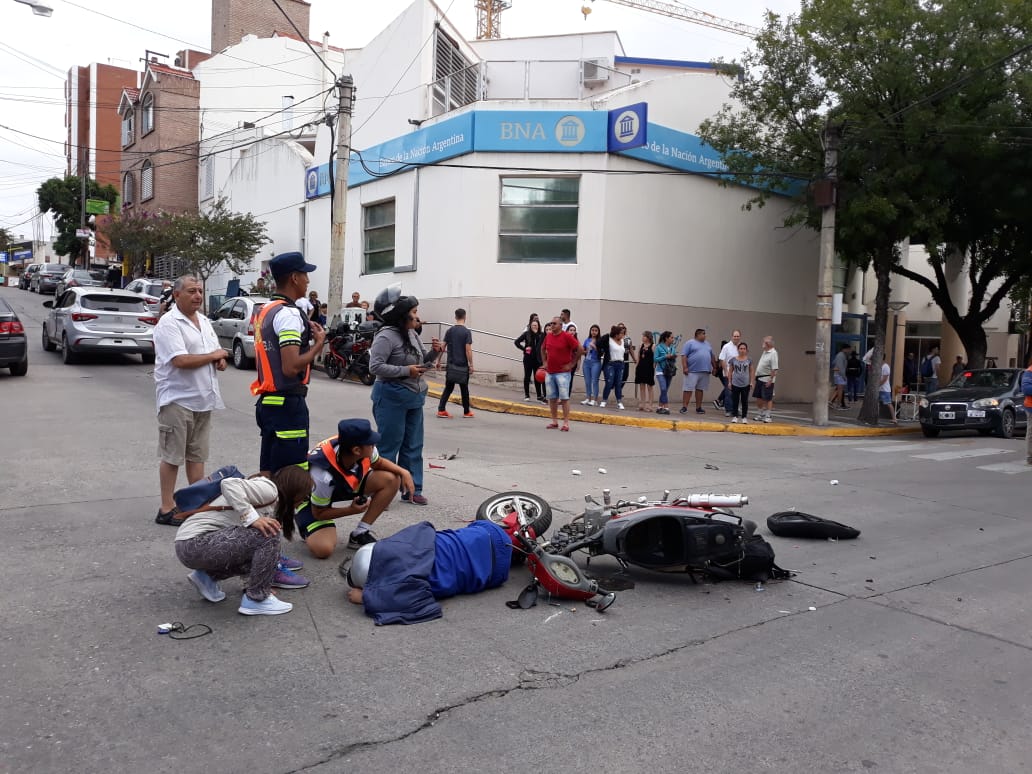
left=153, top=275, right=230, bottom=526
left=716, top=329, right=742, bottom=414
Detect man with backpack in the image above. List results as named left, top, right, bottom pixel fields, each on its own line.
left=921, top=346, right=942, bottom=393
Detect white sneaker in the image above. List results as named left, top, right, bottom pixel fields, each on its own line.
left=238, top=594, right=293, bottom=616
left=763, top=415, right=773, bottom=423
left=580, top=398, right=591, bottom=405
left=731, top=416, right=739, bottom=424
left=588, top=399, right=597, bottom=406
left=524, top=396, right=532, bottom=402
left=599, top=401, right=607, bottom=408
left=617, top=402, right=625, bottom=410
left=741, top=417, right=748, bottom=424
left=188, top=570, right=225, bottom=603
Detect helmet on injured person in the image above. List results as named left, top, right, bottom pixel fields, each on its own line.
left=346, top=542, right=375, bottom=588
left=373, top=283, right=419, bottom=328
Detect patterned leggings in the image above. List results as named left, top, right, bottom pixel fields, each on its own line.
left=175, top=527, right=280, bottom=601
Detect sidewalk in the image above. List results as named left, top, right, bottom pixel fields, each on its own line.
left=427, top=376, right=917, bottom=437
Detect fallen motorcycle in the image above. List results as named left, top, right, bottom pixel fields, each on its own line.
left=476, top=488, right=791, bottom=596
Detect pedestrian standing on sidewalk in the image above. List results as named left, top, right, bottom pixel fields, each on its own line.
left=715, top=331, right=741, bottom=415
left=753, top=336, right=779, bottom=423
left=514, top=319, right=545, bottom=402
left=831, top=343, right=851, bottom=409
left=634, top=331, right=655, bottom=411
left=599, top=325, right=628, bottom=410
left=542, top=316, right=582, bottom=431
left=436, top=308, right=474, bottom=419
left=654, top=331, right=677, bottom=414
left=580, top=324, right=603, bottom=406
left=727, top=341, right=754, bottom=424
left=174, top=466, right=314, bottom=617
left=846, top=349, right=864, bottom=402
left=369, top=285, right=442, bottom=506
left=680, top=329, right=716, bottom=415
left=153, top=275, right=230, bottom=526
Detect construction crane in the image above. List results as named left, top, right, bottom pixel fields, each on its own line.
left=474, top=0, right=760, bottom=40
left=475, top=0, right=513, bottom=39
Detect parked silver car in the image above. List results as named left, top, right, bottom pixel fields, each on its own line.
left=41, top=287, right=157, bottom=365
left=31, top=263, right=69, bottom=294
left=124, top=278, right=168, bottom=313
left=54, top=268, right=106, bottom=297
left=210, top=295, right=270, bottom=369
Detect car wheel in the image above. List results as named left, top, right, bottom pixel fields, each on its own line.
left=9, top=358, right=27, bottom=376
left=997, top=408, right=1015, bottom=439
left=61, top=334, right=78, bottom=365
left=141, top=352, right=155, bottom=365
left=920, top=424, right=940, bottom=438
left=41, top=325, right=56, bottom=352
left=232, top=340, right=251, bottom=369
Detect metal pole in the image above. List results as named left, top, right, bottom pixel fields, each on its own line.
left=80, top=145, right=88, bottom=268
left=813, top=124, right=840, bottom=427
left=326, top=74, right=355, bottom=330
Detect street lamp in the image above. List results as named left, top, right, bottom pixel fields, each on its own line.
left=13, top=0, right=53, bottom=15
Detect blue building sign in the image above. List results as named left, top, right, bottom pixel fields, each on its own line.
left=0, top=252, right=6, bottom=264
left=607, top=102, right=647, bottom=151
left=616, top=122, right=729, bottom=177
left=13, top=249, right=32, bottom=262
left=473, top=110, right=608, bottom=153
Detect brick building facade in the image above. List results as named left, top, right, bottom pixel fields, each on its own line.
left=211, top=0, right=311, bottom=54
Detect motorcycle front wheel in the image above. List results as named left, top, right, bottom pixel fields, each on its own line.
left=475, top=491, right=553, bottom=537
left=325, top=356, right=342, bottom=381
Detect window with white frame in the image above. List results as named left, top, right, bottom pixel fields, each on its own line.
left=498, top=177, right=580, bottom=263
left=432, top=29, right=478, bottom=116
left=122, top=172, right=134, bottom=206
left=202, top=156, right=214, bottom=200
left=121, top=110, right=134, bottom=147
left=141, top=93, right=154, bottom=135
left=141, top=160, right=154, bottom=201
left=362, top=199, right=395, bottom=274
left=298, top=206, right=306, bottom=259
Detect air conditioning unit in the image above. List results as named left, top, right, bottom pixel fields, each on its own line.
left=582, top=58, right=610, bottom=85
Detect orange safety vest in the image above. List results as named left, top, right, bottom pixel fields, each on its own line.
left=314, top=437, right=372, bottom=492
left=250, top=298, right=312, bottom=395
left=1025, top=367, right=1032, bottom=410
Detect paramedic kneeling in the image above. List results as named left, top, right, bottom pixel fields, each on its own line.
left=295, top=418, right=414, bottom=559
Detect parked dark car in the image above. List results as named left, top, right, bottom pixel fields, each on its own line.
left=31, top=263, right=69, bottom=294
left=0, top=297, right=28, bottom=375
left=19, top=263, right=41, bottom=290
left=918, top=368, right=1028, bottom=439
left=54, top=268, right=106, bottom=297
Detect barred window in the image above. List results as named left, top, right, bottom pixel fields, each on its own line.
left=498, top=177, right=579, bottom=264
left=431, top=29, right=478, bottom=116
left=142, top=93, right=154, bottom=135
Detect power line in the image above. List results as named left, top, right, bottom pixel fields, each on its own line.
left=270, top=0, right=338, bottom=80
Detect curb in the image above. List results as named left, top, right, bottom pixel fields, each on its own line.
left=427, top=385, right=918, bottom=438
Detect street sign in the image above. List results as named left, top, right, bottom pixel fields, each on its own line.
left=85, top=198, right=109, bottom=215
left=76, top=228, right=91, bottom=238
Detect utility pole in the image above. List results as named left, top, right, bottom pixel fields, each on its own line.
left=326, top=74, right=355, bottom=329
left=813, top=123, right=840, bottom=427
left=79, top=145, right=89, bottom=269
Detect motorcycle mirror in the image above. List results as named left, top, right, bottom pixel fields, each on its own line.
left=517, top=582, right=539, bottom=609
left=587, top=592, right=616, bottom=612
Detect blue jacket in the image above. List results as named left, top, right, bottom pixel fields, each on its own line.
left=361, top=520, right=512, bottom=625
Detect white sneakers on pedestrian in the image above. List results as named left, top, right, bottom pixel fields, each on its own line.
left=588, top=399, right=597, bottom=406
left=238, top=594, right=293, bottom=616
left=763, top=414, right=773, bottom=423
left=741, top=417, right=749, bottom=424
left=188, top=570, right=226, bottom=603
left=731, top=417, right=739, bottom=424
left=599, top=401, right=607, bottom=408
left=617, top=402, right=625, bottom=410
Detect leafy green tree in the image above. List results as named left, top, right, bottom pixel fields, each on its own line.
left=36, top=176, right=119, bottom=263
left=699, top=0, right=1032, bottom=423
left=101, top=210, right=177, bottom=279
left=0, top=227, right=12, bottom=255
left=168, top=198, right=269, bottom=302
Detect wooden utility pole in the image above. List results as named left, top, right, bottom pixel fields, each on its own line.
left=326, top=74, right=355, bottom=328
left=813, top=124, right=840, bottom=427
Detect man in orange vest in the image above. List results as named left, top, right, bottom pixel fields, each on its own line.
left=295, top=418, right=415, bottom=560
left=251, top=252, right=327, bottom=476
left=1022, top=357, right=1032, bottom=465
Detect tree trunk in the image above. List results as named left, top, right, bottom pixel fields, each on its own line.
left=859, top=249, right=894, bottom=425
left=952, top=319, right=988, bottom=370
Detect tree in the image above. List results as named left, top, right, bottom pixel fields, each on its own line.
left=168, top=197, right=269, bottom=301
left=37, top=176, right=119, bottom=263
left=101, top=210, right=177, bottom=279
left=699, top=0, right=1032, bottom=423
left=0, top=227, right=12, bottom=255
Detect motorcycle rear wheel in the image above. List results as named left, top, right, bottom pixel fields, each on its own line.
left=475, top=491, right=553, bottom=537
left=325, top=356, right=342, bottom=381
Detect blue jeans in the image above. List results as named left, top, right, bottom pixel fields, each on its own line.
left=656, top=371, right=669, bottom=405
left=602, top=361, right=624, bottom=402
left=371, top=381, right=426, bottom=494
left=582, top=358, right=602, bottom=400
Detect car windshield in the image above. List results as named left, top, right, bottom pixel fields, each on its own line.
left=44, top=265, right=66, bottom=272
left=89, top=271, right=106, bottom=282
left=80, top=294, right=148, bottom=312
left=947, top=370, right=1015, bottom=390
left=70, top=270, right=93, bottom=280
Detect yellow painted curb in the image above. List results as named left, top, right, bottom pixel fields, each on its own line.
left=427, top=385, right=917, bottom=438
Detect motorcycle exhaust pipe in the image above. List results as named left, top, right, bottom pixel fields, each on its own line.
left=679, top=493, right=749, bottom=508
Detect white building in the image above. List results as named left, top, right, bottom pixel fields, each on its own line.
left=202, top=0, right=834, bottom=401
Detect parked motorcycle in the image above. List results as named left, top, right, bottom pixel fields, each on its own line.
left=477, top=487, right=790, bottom=593
left=324, top=320, right=378, bottom=385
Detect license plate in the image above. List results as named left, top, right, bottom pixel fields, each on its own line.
left=938, top=411, right=955, bottom=419
left=967, top=410, right=985, bottom=418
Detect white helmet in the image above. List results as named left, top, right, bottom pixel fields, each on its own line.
left=346, top=543, right=376, bottom=588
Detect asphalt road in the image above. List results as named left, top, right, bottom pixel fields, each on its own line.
left=1, top=285, right=1030, bottom=774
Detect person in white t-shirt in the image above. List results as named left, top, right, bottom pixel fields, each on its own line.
left=879, top=357, right=897, bottom=423
left=153, top=275, right=230, bottom=526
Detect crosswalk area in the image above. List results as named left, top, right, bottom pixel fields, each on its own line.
left=800, top=438, right=1031, bottom=475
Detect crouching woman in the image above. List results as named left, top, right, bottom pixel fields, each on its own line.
left=174, top=467, right=314, bottom=616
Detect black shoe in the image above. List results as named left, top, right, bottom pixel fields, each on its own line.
left=155, top=506, right=180, bottom=525
left=348, top=530, right=378, bottom=550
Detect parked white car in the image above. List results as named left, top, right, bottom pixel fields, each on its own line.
left=42, top=287, right=158, bottom=365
